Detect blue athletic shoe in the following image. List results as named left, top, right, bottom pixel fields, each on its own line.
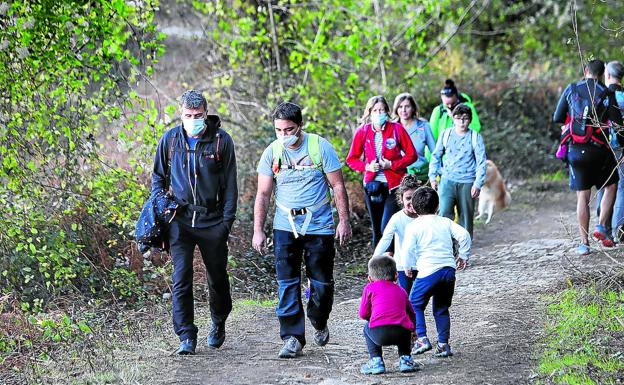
left=399, top=355, right=421, bottom=373
left=176, top=338, right=197, bottom=355
left=361, top=356, right=385, bottom=375
left=433, top=342, right=453, bottom=358
left=576, top=243, right=590, bottom=255
left=207, top=323, right=226, bottom=349
left=411, top=336, right=432, bottom=355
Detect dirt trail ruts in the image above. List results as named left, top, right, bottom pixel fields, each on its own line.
left=149, top=180, right=613, bottom=385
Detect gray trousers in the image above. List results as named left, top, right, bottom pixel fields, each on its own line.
left=438, top=178, right=475, bottom=238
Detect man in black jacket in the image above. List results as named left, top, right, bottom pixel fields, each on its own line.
left=152, top=89, right=238, bottom=355
left=553, top=59, right=623, bottom=255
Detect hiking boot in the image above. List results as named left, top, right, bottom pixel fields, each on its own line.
left=399, top=355, right=421, bottom=373
left=278, top=336, right=303, bottom=358
left=313, top=326, right=330, bottom=346
left=433, top=342, right=453, bottom=358
left=593, top=224, right=615, bottom=247
left=176, top=338, right=197, bottom=355
left=411, top=336, right=432, bottom=355
left=576, top=243, right=590, bottom=255
left=360, top=356, right=385, bottom=375
left=207, top=323, right=226, bottom=349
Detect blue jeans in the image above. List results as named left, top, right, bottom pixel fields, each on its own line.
left=169, top=220, right=232, bottom=341
left=409, top=267, right=456, bottom=344
left=274, top=230, right=335, bottom=346
left=397, top=271, right=415, bottom=295
left=438, top=178, right=475, bottom=238
left=364, top=183, right=400, bottom=248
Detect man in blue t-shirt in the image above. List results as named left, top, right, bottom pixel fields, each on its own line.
left=252, top=102, right=352, bottom=358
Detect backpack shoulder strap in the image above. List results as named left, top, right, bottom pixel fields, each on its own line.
left=166, top=130, right=179, bottom=190
left=215, top=131, right=226, bottom=187
left=471, top=130, right=478, bottom=152
left=167, top=131, right=177, bottom=164
left=306, top=133, right=323, bottom=170
left=270, top=138, right=284, bottom=174
left=442, top=128, right=452, bottom=151
left=271, top=138, right=284, bottom=162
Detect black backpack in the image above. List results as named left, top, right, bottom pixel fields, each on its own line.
left=562, top=83, right=608, bottom=145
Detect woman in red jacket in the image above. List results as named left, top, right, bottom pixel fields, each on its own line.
left=346, top=95, right=417, bottom=247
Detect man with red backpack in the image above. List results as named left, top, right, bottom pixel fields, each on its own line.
left=553, top=59, right=624, bottom=255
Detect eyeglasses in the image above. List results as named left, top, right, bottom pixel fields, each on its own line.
left=453, top=115, right=470, bottom=122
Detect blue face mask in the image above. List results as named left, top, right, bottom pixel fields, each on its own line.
left=183, top=118, right=205, bottom=137
left=371, top=112, right=387, bottom=127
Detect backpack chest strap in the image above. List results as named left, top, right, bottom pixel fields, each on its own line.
left=277, top=164, right=321, bottom=171
left=275, top=195, right=330, bottom=238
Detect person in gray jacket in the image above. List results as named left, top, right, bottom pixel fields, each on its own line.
left=152, top=89, right=238, bottom=355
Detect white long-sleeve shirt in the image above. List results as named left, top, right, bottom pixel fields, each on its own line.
left=373, top=210, right=416, bottom=271
left=403, top=214, right=471, bottom=278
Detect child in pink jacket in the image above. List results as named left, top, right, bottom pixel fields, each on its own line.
left=359, top=255, right=420, bottom=375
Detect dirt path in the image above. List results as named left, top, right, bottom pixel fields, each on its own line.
left=143, top=180, right=612, bottom=385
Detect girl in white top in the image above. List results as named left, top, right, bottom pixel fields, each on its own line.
left=373, top=174, right=422, bottom=294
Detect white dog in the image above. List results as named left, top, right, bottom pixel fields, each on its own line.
left=476, top=160, right=511, bottom=224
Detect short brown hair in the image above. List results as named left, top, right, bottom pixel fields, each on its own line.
left=452, top=103, right=472, bottom=121
left=368, top=255, right=397, bottom=281
left=411, top=186, right=439, bottom=215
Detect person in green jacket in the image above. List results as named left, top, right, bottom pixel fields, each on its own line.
left=429, top=79, right=481, bottom=142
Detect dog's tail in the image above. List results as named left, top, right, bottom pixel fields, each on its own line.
left=504, top=190, right=511, bottom=208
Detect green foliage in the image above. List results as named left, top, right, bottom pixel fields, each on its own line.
left=456, top=0, right=624, bottom=78
left=538, top=287, right=624, bottom=384
left=1, top=310, right=93, bottom=367
left=182, top=0, right=462, bottom=180
left=109, top=268, right=143, bottom=300
left=0, top=0, right=164, bottom=307
left=475, top=80, right=564, bottom=177
left=176, top=0, right=623, bottom=187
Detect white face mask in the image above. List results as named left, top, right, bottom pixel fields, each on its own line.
left=279, top=126, right=301, bottom=147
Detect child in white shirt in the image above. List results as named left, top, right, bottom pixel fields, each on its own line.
left=403, top=186, right=470, bottom=358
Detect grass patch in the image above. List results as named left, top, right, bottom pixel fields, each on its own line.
left=1, top=300, right=175, bottom=384
left=235, top=298, right=277, bottom=308
left=538, top=170, right=567, bottom=182
left=538, top=286, right=624, bottom=384
left=344, top=262, right=368, bottom=276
